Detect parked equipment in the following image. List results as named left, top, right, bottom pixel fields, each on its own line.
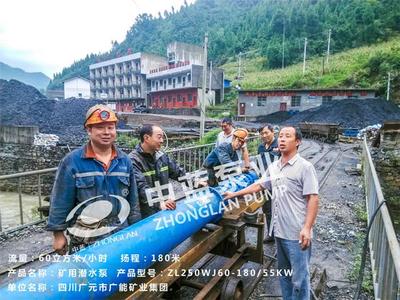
left=299, top=122, right=340, bottom=143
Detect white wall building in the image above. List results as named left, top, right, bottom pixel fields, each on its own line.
left=64, top=77, right=90, bottom=99
left=89, top=53, right=166, bottom=112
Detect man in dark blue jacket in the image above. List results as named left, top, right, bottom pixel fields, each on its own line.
left=203, top=128, right=249, bottom=186
left=130, top=125, right=186, bottom=218
left=47, top=105, right=141, bottom=254
left=258, top=124, right=280, bottom=243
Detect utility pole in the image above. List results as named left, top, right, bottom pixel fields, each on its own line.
left=200, top=33, right=208, bottom=139
left=237, top=52, right=242, bottom=80
left=282, top=22, right=285, bottom=69
left=303, top=37, right=307, bottom=75
left=326, top=29, right=331, bottom=66
left=209, top=61, right=213, bottom=105
left=387, top=72, right=391, bottom=101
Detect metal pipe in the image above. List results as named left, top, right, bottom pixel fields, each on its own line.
left=0, top=172, right=259, bottom=299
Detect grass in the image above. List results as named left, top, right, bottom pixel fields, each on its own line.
left=221, top=36, right=400, bottom=95
left=116, top=133, right=139, bottom=149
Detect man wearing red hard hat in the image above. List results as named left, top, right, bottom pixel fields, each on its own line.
left=46, top=104, right=141, bottom=254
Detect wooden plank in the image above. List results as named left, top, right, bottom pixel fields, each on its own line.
left=122, top=225, right=234, bottom=300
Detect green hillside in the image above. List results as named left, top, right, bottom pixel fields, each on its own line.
left=222, top=37, right=400, bottom=102
left=48, top=0, right=400, bottom=90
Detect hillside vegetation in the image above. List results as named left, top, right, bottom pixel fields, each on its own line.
left=48, top=0, right=400, bottom=90
left=222, top=37, right=400, bottom=102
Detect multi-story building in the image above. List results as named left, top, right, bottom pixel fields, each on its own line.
left=89, top=53, right=166, bottom=111
left=147, top=42, right=224, bottom=110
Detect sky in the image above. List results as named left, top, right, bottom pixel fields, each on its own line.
left=0, top=0, right=194, bottom=78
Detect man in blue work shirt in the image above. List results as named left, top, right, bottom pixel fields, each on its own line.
left=203, top=128, right=249, bottom=186
left=46, top=104, right=141, bottom=254
left=258, top=124, right=280, bottom=243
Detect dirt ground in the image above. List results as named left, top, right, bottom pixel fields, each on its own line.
left=0, top=139, right=373, bottom=299
left=248, top=140, right=372, bottom=299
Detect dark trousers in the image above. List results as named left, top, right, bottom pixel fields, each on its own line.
left=262, top=197, right=274, bottom=237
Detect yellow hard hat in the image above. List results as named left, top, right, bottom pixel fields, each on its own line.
left=233, top=128, right=248, bottom=141
left=84, top=104, right=118, bottom=127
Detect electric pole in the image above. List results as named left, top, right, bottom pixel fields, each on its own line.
left=326, top=29, right=331, bottom=66
left=387, top=72, right=391, bottom=101
left=237, top=52, right=242, bottom=81
left=200, top=33, right=208, bottom=139
left=303, top=37, right=307, bottom=75
left=282, top=22, right=285, bottom=69
left=209, top=61, right=213, bottom=105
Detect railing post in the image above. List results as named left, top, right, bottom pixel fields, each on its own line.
left=38, top=174, right=43, bottom=219
left=18, top=177, right=23, bottom=225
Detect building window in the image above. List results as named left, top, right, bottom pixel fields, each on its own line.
left=188, top=94, right=193, bottom=101
left=172, top=78, right=176, bottom=88
left=163, top=80, right=167, bottom=90
left=257, top=97, right=266, bottom=106
left=322, top=96, right=332, bottom=105
left=182, top=77, right=186, bottom=87
left=155, top=81, right=158, bottom=91
left=187, top=73, right=191, bottom=82
left=168, top=52, right=175, bottom=62
left=168, top=78, right=172, bottom=85
left=291, top=96, right=301, bottom=107
left=178, top=95, right=182, bottom=102
left=177, top=76, right=181, bottom=84
left=168, top=95, right=172, bottom=102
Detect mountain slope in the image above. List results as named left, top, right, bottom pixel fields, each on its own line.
left=0, top=62, right=50, bottom=91
left=222, top=37, right=400, bottom=102
left=47, top=0, right=400, bottom=90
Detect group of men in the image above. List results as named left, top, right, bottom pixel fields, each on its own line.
left=46, top=104, right=319, bottom=300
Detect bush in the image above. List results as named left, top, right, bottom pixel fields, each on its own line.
left=197, top=128, right=220, bottom=145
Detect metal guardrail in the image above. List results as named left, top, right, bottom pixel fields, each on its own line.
left=166, top=142, right=216, bottom=173
left=362, top=137, right=400, bottom=299
left=0, top=136, right=259, bottom=232
left=0, top=168, right=57, bottom=233
left=165, top=136, right=259, bottom=173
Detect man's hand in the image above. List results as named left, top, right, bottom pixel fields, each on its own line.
left=241, top=166, right=250, bottom=173
left=299, top=227, right=312, bottom=250
left=222, top=191, right=236, bottom=200
left=160, top=199, right=176, bottom=210
left=196, top=180, right=208, bottom=188
left=53, top=231, right=68, bottom=255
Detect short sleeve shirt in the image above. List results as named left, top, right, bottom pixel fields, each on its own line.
left=259, top=153, right=319, bottom=240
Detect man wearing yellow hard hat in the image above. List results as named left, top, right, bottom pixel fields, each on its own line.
left=203, top=128, right=249, bottom=186
left=46, top=104, right=141, bottom=254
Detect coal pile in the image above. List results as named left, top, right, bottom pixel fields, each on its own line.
left=280, top=98, right=400, bottom=128
left=255, top=111, right=291, bottom=124
left=0, top=79, right=130, bottom=145
left=0, top=79, right=55, bottom=129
